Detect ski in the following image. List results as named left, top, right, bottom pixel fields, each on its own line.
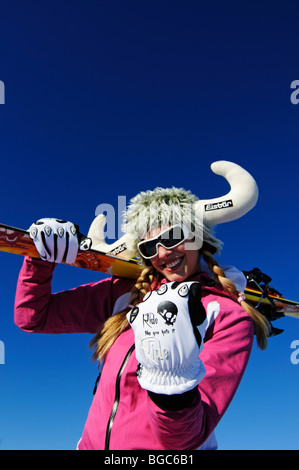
left=0, top=223, right=298, bottom=324
left=243, top=268, right=299, bottom=326
left=244, top=286, right=299, bottom=318
left=0, top=222, right=142, bottom=279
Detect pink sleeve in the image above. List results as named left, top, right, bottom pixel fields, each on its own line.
left=14, top=257, right=134, bottom=334
left=146, top=296, right=254, bottom=449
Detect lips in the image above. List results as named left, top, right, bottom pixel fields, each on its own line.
left=162, top=256, right=184, bottom=271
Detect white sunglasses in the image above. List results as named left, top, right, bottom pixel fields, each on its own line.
left=137, top=224, right=191, bottom=259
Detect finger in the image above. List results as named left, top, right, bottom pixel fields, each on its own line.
left=41, top=226, right=56, bottom=262
left=54, top=230, right=67, bottom=264
left=64, top=225, right=79, bottom=264
left=188, top=283, right=206, bottom=325
left=188, top=283, right=206, bottom=349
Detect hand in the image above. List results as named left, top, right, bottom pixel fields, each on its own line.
left=127, top=281, right=207, bottom=395
left=29, top=218, right=79, bottom=264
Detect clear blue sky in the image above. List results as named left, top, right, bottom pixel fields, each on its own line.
left=0, top=0, right=298, bottom=450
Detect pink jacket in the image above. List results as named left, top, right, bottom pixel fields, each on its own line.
left=14, top=257, right=254, bottom=450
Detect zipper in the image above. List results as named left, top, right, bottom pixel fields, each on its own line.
left=104, top=344, right=135, bottom=450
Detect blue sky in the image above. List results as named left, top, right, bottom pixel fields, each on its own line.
left=0, top=0, right=298, bottom=450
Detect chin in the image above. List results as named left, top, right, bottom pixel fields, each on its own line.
left=162, top=270, right=188, bottom=282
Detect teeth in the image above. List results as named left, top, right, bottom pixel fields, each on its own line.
left=166, top=258, right=181, bottom=269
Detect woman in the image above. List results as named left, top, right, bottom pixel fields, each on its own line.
left=14, top=162, right=270, bottom=450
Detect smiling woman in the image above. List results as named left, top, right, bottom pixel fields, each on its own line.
left=14, top=161, right=271, bottom=450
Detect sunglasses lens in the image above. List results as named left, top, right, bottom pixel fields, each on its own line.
left=138, top=226, right=187, bottom=258
left=161, top=226, right=185, bottom=247
left=138, top=239, right=159, bottom=258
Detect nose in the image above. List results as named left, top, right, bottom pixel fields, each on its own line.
left=156, top=243, right=172, bottom=258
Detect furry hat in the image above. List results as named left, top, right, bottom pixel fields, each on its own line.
left=122, top=186, right=222, bottom=260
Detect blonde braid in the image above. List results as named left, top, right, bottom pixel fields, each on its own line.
left=90, top=267, right=156, bottom=362
left=202, top=250, right=271, bottom=350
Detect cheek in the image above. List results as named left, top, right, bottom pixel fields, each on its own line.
left=175, top=243, right=186, bottom=254
left=184, top=249, right=200, bottom=271
left=150, top=256, right=159, bottom=270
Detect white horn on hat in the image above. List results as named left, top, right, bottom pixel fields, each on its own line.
left=85, top=214, right=133, bottom=257
left=194, top=160, right=259, bottom=226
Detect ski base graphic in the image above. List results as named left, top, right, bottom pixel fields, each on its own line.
left=0, top=223, right=142, bottom=279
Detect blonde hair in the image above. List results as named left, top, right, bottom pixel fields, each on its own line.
left=90, top=266, right=156, bottom=362
left=90, top=251, right=271, bottom=363
left=202, top=250, right=271, bottom=349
